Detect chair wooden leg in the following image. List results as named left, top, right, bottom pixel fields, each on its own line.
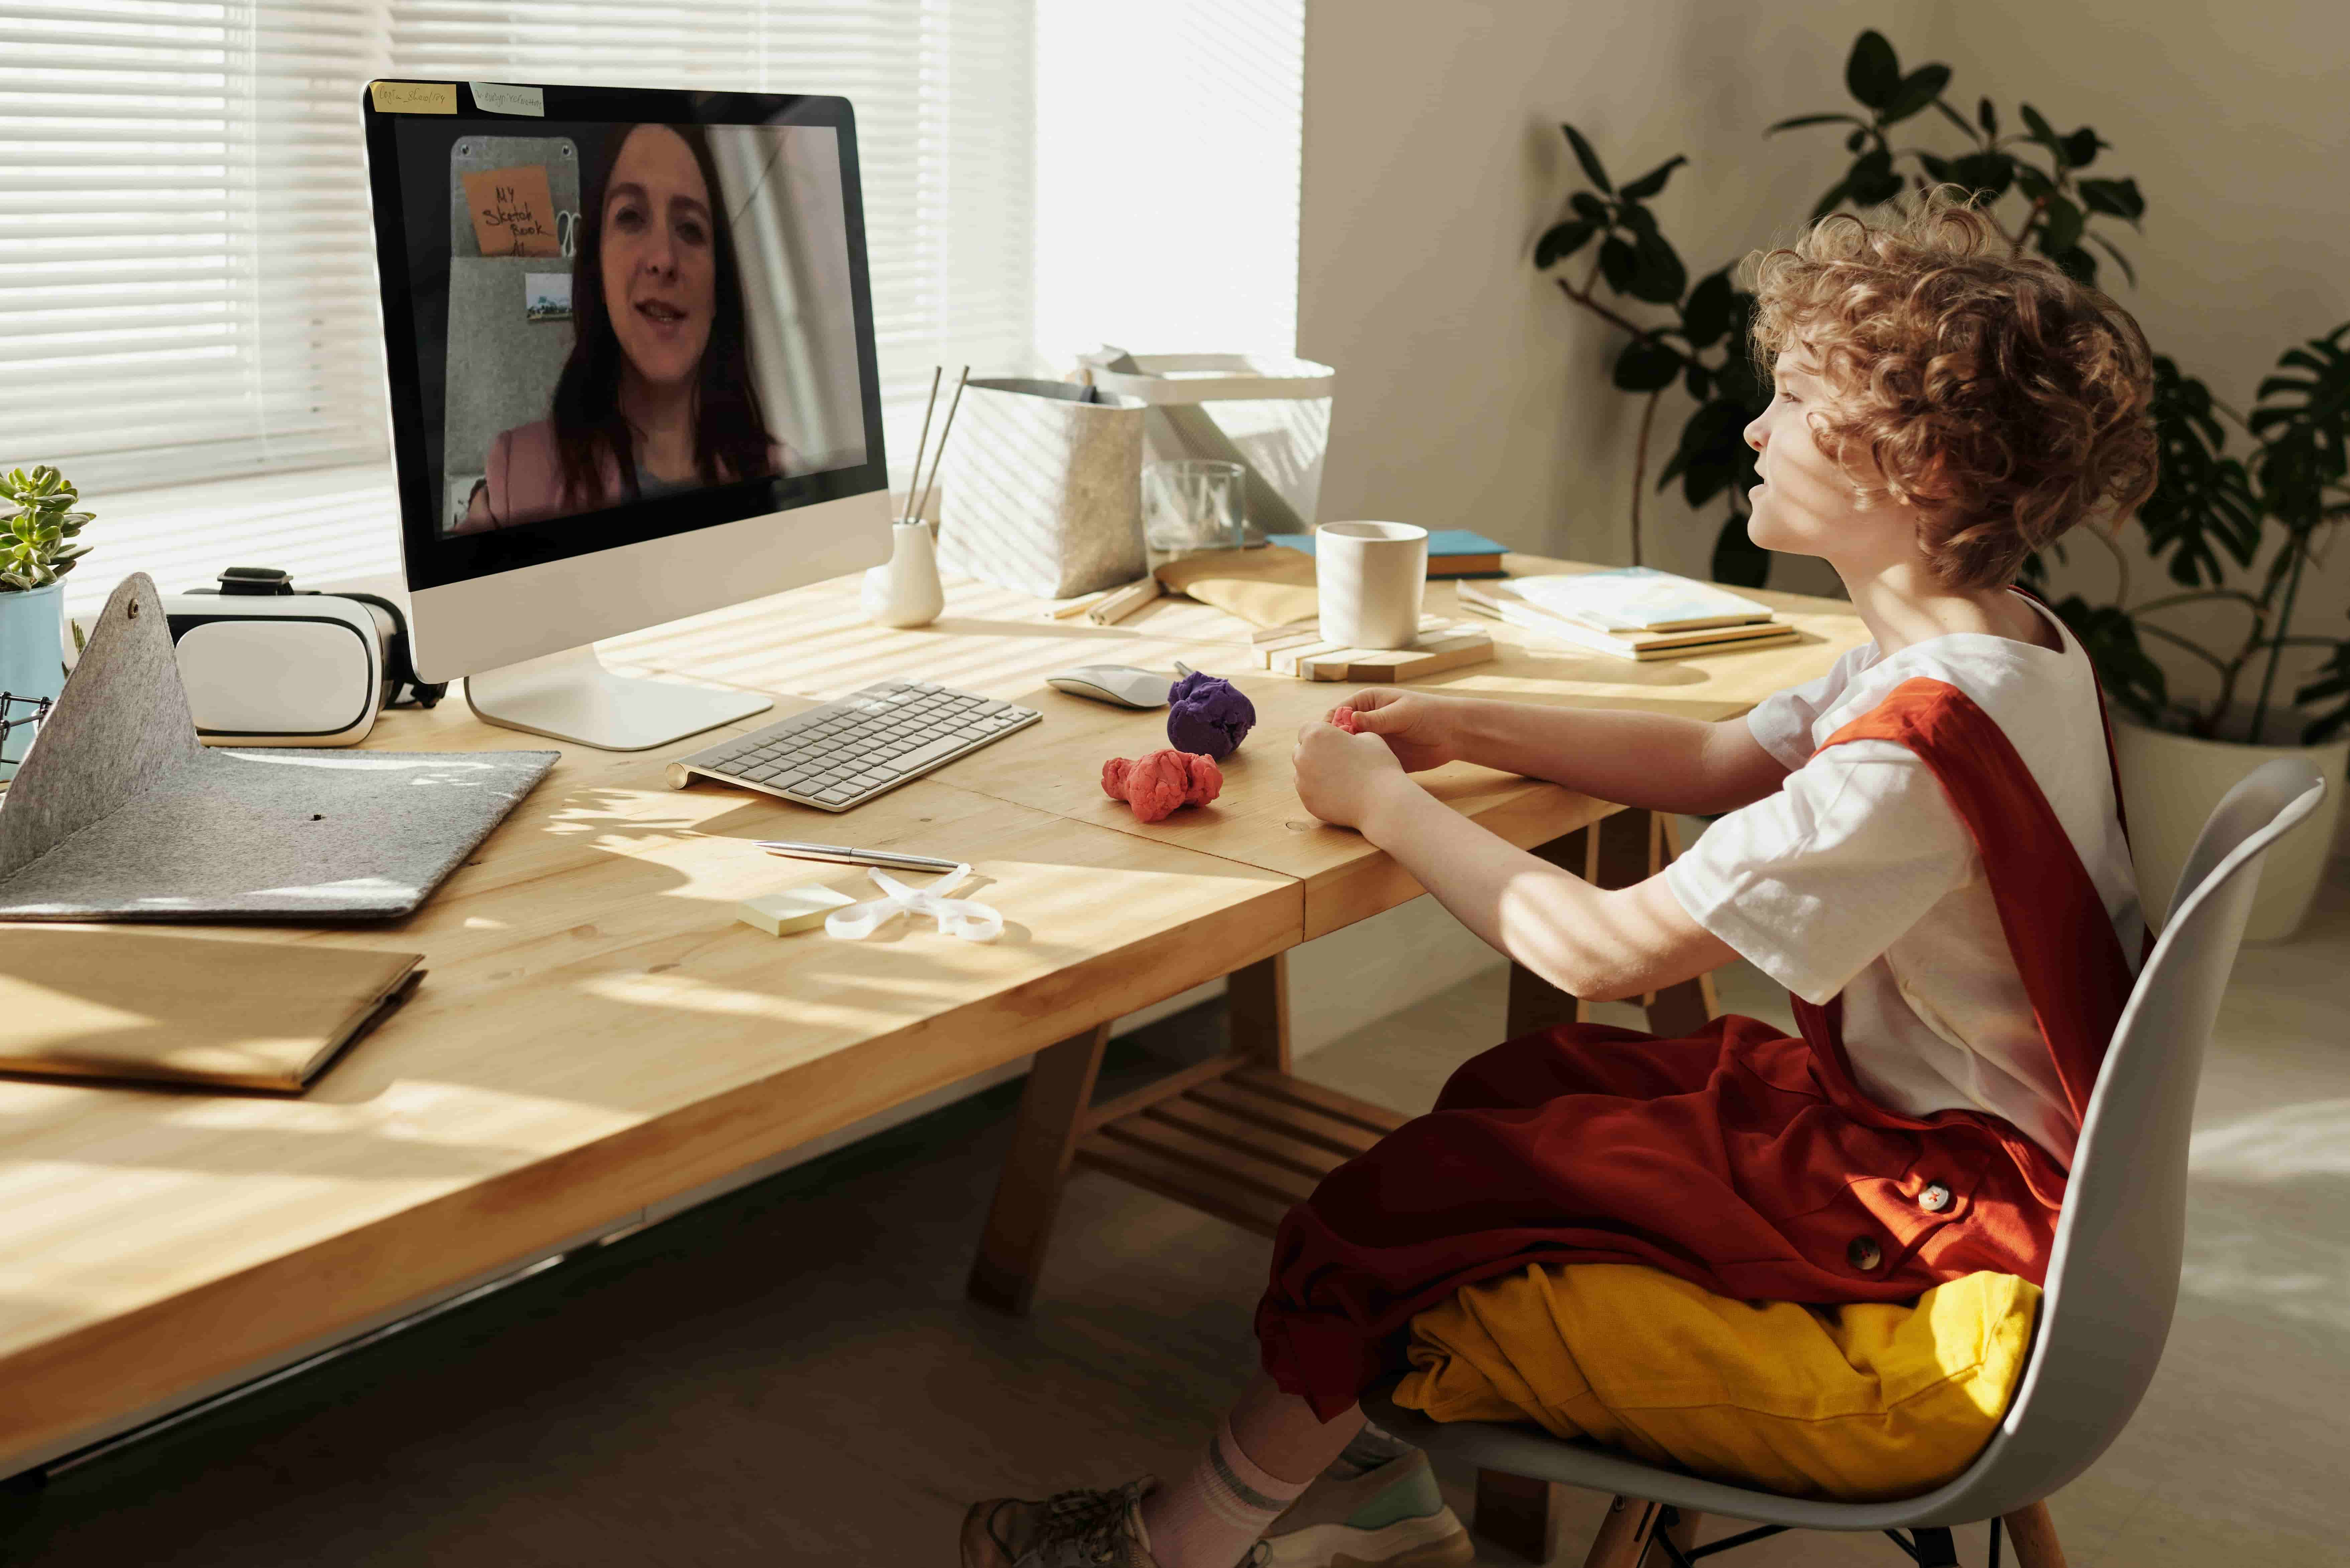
left=1999, top=1502, right=2066, bottom=1568
left=965, top=1022, right=1112, bottom=1315
left=1662, top=1507, right=1702, bottom=1560
left=1473, top=1469, right=1559, bottom=1563
left=1578, top=1493, right=1669, bottom=1567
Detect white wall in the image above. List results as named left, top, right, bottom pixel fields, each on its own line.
left=1299, top=0, right=2350, bottom=724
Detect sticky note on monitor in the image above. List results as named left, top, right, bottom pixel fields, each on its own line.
left=370, top=81, right=456, bottom=114
left=737, top=885, right=858, bottom=937
left=462, top=163, right=561, bottom=257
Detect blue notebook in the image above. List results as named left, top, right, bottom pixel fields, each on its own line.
left=1266, top=529, right=1509, bottom=578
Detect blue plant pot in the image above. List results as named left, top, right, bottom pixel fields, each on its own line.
left=0, top=581, right=66, bottom=780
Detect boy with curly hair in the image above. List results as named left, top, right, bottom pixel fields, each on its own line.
left=963, top=192, right=2157, bottom=1568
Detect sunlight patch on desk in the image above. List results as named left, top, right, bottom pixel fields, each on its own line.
left=0, top=981, right=152, bottom=1048
left=578, top=970, right=941, bottom=1029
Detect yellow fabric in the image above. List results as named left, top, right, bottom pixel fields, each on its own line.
left=1393, top=1264, right=2040, bottom=1502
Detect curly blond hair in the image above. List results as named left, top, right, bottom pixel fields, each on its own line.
left=1747, top=189, right=2158, bottom=590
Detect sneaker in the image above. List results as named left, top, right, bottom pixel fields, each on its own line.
left=1257, top=1451, right=1474, bottom=1568
left=961, top=1477, right=1271, bottom=1568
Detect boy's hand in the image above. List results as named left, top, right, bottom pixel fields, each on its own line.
left=1337, top=688, right=1465, bottom=772
left=1293, top=718, right=1411, bottom=831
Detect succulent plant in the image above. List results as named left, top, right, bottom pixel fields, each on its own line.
left=0, top=465, right=94, bottom=592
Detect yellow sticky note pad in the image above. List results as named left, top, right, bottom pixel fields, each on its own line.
left=737, top=886, right=858, bottom=937
left=370, top=81, right=457, bottom=114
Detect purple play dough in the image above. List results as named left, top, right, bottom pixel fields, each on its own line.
left=1165, top=671, right=1257, bottom=759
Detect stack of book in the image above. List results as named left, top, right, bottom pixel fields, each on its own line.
left=1265, top=529, right=1509, bottom=578
left=1457, top=567, right=1797, bottom=660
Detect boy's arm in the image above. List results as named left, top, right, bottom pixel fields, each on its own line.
left=1451, top=701, right=1792, bottom=816
left=1358, top=774, right=1737, bottom=1002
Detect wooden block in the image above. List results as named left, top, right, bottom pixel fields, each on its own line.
left=1257, top=623, right=1495, bottom=682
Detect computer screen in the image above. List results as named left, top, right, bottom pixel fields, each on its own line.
left=364, top=86, right=886, bottom=594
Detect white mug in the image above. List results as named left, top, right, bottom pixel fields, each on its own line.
left=1315, top=521, right=1427, bottom=649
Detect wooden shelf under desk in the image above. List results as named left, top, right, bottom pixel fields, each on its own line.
left=1075, top=1063, right=1408, bottom=1239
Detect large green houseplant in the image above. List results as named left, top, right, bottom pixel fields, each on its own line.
left=0, top=464, right=94, bottom=781
left=1536, top=31, right=2348, bottom=933
left=1536, top=30, right=2146, bottom=587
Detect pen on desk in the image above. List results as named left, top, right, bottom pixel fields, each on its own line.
left=755, top=841, right=962, bottom=873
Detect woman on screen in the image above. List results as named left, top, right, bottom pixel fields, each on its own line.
left=457, top=122, right=788, bottom=532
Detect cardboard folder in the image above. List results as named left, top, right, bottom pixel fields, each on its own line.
left=0, top=928, right=421, bottom=1092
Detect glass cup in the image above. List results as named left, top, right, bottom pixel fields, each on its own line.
left=1142, top=459, right=1247, bottom=555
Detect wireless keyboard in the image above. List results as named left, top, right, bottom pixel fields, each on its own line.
left=664, top=679, right=1040, bottom=811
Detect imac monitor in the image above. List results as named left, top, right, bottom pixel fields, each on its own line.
left=361, top=81, right=891, bottom=749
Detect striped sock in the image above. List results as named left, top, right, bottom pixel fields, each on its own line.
left=1138, top=1415, right=1312, bottom=1568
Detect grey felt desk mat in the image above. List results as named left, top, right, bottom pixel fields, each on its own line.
left=0, top=575, right=555, bottom=922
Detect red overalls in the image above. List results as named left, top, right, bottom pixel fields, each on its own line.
left=1254, top=677, right=2143, bottom=1422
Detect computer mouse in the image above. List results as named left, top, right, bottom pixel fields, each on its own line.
left=1045, top=664, right=1173, bottom=709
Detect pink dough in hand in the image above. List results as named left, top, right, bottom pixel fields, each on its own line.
left=1101, top=749, right=1224, bottom=823
left=1327, top=706, right=1364, bottom=735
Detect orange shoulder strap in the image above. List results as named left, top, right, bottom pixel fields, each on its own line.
left=1815, top=677, right=2135, bottom=1123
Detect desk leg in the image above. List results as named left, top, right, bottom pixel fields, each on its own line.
left=1226, top=951, right=1291, bottom=1073
left=966, top=1021, right=1112, bottom=1316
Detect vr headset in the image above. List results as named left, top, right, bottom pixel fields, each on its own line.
left=161, top=567, right=448, bottom=747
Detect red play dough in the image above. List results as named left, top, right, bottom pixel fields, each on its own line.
left=1101, top=749, right=1224, bottom=823
left=1327, top=705, right=1364, bottom=735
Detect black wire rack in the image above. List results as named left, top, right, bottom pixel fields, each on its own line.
left=0, top=690, right=54, bottom=761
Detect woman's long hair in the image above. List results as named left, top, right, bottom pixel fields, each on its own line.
left=549, top=122, right=775, bottom=512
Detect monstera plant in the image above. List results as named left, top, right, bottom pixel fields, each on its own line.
left=1535, top=32, right=2350, bottom=937
left=2062, top=334, right=2350, bottom=747
left=1536, top=30, right=2146, bottom=588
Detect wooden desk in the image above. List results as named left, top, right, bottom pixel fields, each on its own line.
left=0, top=555, right=1861, bottom=1474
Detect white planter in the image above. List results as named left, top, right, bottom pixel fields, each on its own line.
left=860, top=520, right=946, bottom=629
left=2112, top=716, right=2349, bottom=942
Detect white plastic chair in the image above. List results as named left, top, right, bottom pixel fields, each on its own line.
left=1362, top=758, right=2328, bottom=1567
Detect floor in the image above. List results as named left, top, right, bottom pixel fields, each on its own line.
left=5, top=870, right=2345, bottom=1566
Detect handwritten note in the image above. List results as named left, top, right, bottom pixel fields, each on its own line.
left=462, top=163, right=560, bottom=257
left=369, top=81, right=456, bottom=114
left=469, top=82, right=544, bottom=117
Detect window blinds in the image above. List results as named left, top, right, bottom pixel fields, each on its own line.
left=3, top=0, right=1039, bottom=509
left=0, top=3, right=391, bottom=495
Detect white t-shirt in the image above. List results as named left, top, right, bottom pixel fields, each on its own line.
left=1663, top=595, right=2141, bottom=1165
